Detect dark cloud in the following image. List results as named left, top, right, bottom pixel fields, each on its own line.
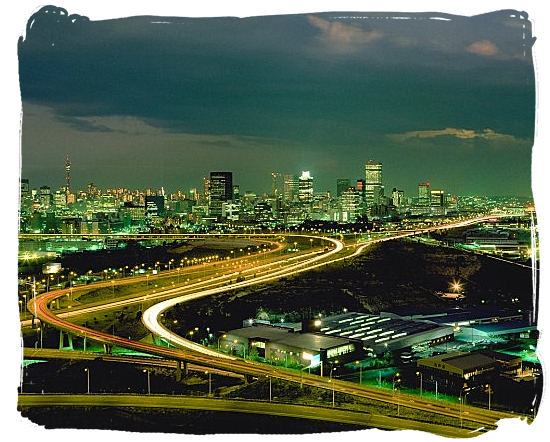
left=18, top=7, right=535, bottom=196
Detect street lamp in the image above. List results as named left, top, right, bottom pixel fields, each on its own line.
left=84, top=367, right=90, bottom=394
left=143, top=369, right=151, bottom=395
left=393, top=373, right=401, bottom=416
left=355, top=360, right=362, bottom=385
left=330, top=366, right=337, bottom=408
left=416, top=371, right=423, bottom=397
left=485, top=384, right=492, bottom=410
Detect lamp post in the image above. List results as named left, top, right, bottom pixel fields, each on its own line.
left=416, top=371, right=423, bottom=397
left=143, top=369, right=151, bottom=395
left=84, top=368, right=90, bottom=394
left=393, top=373, right=401, bottom=416
left=330, top=366, right=337, bottom=408
left=486, top=384, right=492, bottom=410
left=268, top=375, right=272, bottom=402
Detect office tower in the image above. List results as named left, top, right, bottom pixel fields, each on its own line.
left=392, top=188, right=404, bottom=207
left=336, top=178, right=351, bottom=198
left=65, top=154, right=71, bottom=203
left=283, top=174, right=298, bottom=204
left=53, top=189, right=67, bottom=209
left=271, top=172, right=284, bottom=198
left=39, top=185, right=52, bottom=209
left=203, top=177, right=211, bottom=203
left=145, top=195, right=165, bottom=218
left=418, top=182, right=430, bottom=206
left=20, top=179, right=30, bottom=207
left=365, top=160, right=383, bottom=206
left=356, top=179, right=366, bottom=203
left=340, top=187, right=359, bottom=222
left=298, top=171, right=314, bottom=204
left=430, top=189, right=445, bottom=215
left=209, top=171, right=233, bottom=218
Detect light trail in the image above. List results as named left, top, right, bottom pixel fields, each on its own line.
left=23, top=218, right=523, bottom=431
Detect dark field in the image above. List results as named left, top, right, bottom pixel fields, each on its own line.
left=164, top=239, right=534, bottom=335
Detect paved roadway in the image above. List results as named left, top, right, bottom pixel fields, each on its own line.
left=17, top=393, right=484, bottom=437
left=23, top=219, right=520, bottom=434
left=22, top=348, right=244, bottom=379
left=20, top=236, right=289, bottom=327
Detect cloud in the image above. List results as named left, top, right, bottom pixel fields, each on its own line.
left=467, top=40, right=500, bottom=57
left=389, top=127, right=529, bottom=143
left=307, top=15, right=382, bottom=51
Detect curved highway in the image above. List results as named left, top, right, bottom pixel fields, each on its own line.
left=17, top=393, right=486, bottom=437
left=23, top=218, right=520, bottom=432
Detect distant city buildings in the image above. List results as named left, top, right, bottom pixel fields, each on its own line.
left=17, top=156, right=533, bottom=235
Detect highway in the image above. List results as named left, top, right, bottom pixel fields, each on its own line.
left=22, top=217, right=520, bottom=435
left=17, top=393, right=484, bottom=437
left=22, top=348, right=244, bottom=379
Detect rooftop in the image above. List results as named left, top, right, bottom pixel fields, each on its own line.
left=225, top=324, right=294, bottom=341
left=316, top=311, right=447, bottom=347
left=225, top=324, right=355, bottom=351
left=419, top=351, right=497, bottom=372
left=271, top=332, right=354, bottom=351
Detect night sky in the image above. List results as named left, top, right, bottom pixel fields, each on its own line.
left=18, top=6, right=535, bottom=196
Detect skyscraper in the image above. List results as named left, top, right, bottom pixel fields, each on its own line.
left=283, top=174, right=298, bottom=204
left=336, top=178, right=351, bottom=198
left=271, top=172, right=284, bottom=199
left=209, top=171, right=233, bottom=218
left=430, top=189, right=445, bottom=215
left=365, top=160, right=383, bottom=206
left=20, top=178, right=30, bottom=201
left=298, top=171, right=313, bottom=204
left=391, top=188, right=405, bottom=208
left=418, top=182, right=430, bottom=206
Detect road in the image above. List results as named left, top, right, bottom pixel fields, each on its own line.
left=17, top=393, right=484, bottom=437
left=22, top=348, right=244, bottom=379
left=23, top=218, right=520, bottom=434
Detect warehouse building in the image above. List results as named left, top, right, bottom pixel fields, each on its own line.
left=219, top=323, right=361, bottom=368
left=309, top=312, right=454, bottom=355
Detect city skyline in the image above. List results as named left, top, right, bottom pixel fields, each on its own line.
left=19, top=156, right=532, bottom=199
left=19, top=8, right=535, bottom=197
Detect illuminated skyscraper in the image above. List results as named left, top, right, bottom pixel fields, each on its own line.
left=430, top=189, right=445, bottom=215
left=283, top=174, right=298, bottom=204
left=209, top=171, right=233, bottom=218
left=271, top=172, right=284, bottom=198
left=365, top=160, right=383, bottom=206
left=298, top=171, right=314, bottom=204
left=418, top=182, right=430, bottom=206
left=392, top=188, right=404, bottom=208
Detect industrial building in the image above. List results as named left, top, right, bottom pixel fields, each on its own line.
left=417, top=350, right=523, bottom=391
left=310, top=312, right=454, bottom=355
left=219, top=323, right=361, bottom=368
left=381, top=307, right=536, bottom=343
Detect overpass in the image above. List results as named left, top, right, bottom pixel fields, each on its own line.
left=17, top=393, right=486, bottom=437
